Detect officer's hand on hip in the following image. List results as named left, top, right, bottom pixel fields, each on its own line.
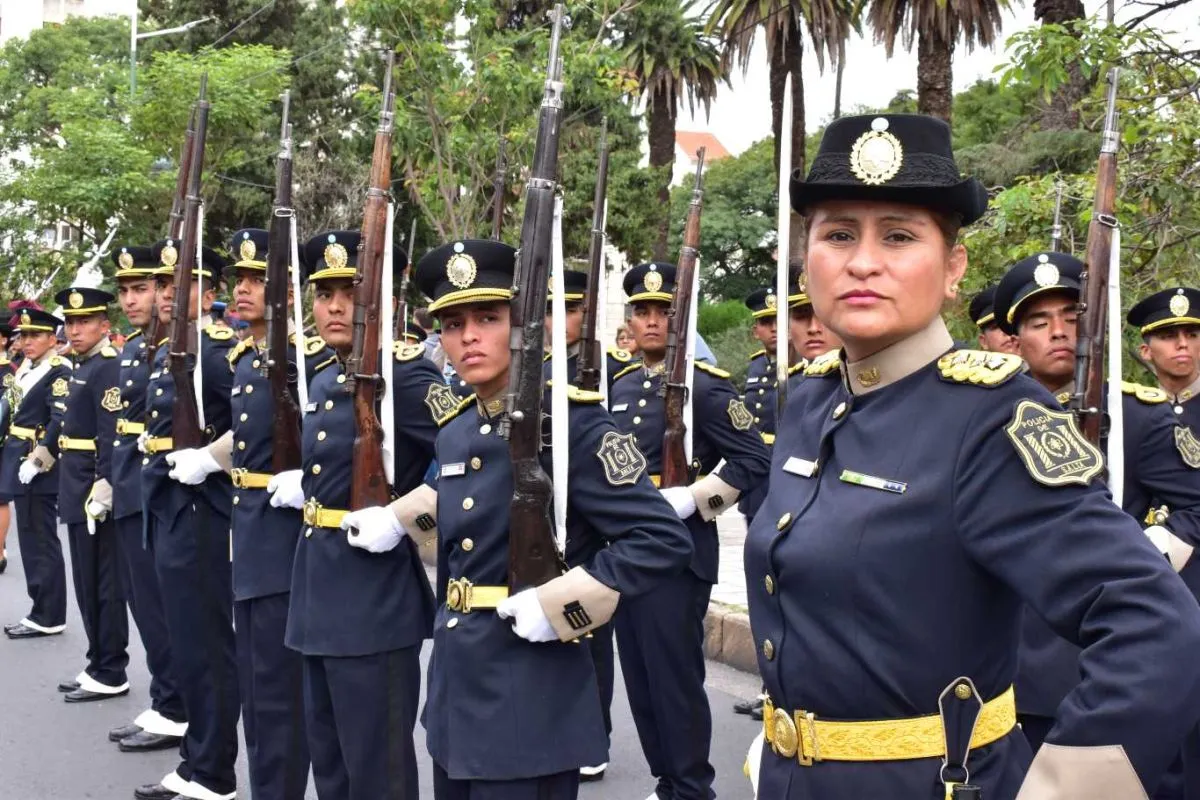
left=497, top=589, right=558, bottom=642
left=660, top=486, right=697, bottom=520
left=267, top=470, right=305, bottom=510
left=165, top=447, right=222, bottom=486
left=342, top=506, right=407, bottom=553
left=17, top=459, right=39, bottom=485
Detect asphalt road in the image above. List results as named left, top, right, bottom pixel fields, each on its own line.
left=0, top=526, right=762, bottom=800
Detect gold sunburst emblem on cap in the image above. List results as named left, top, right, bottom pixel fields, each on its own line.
left=850, top=119, right=903, bottom=186
left=118, top=251, right=134, bottom=270
left=765, top=293, right=777, bottom=310
left=797, top=273, right=807, bottom=293
left=240, top=238, right=257, bottom=262
left=68, top=291, right=83, bottom=309
left=20, top=311, right=31, bottom=326
left=1034, top=262, right=1060, bottom=288
left=1170, top=291, right=1190, bottom=318
left=160, top=243, right=178, bottom=268
left=324, top=242, right=348, bottom=270
left=446, top=252, right=477, bottom=289
left=644, top=270, right=663, bottom=293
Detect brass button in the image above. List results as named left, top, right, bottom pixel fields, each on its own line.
left=151, top=410, right=159, bottom=418
left=125, top=380, right=133, bottom=387
left=155, top=388, right=163, bottom=396
left=764, top=575, right=775, bottom=595
left=758, top=388, right=765, bottom=395
left=252, top=359, right=261, bottom=369
left=955, top=682, right=972, bottom=700
left=142, top=457, right=149, bottom=466
left=463, top=497, right=475, bottom=510
left=325, top=400, right=334, bottom=410
left=312, top=464, right=322, bottom=475
left=305, top=527, right=313, bottom=538
left=317, top=431, right=327, bottom=441
left=123, top=401, right=130, bottom=408
left=245, top=385, right=254, bottom=394
left=776, top=513, right=792, bottom=531
left=755, top=403, right=762, bottom=409
left=337, top=374, right=346, bottom=384
left=754, top=417, right=761, bottom=423
left=447, top=617, right=459, bottom=629
left=833, top=402, right=847, bottom=419
left=470, top=457, right=482, bottom=470
left=638, top=399, right=647, bottom=408
left=633, top=416, right=642, bottom=425
left=480, top=424, right=492, bottom=435
left=133, top=359, right=139, bottom=366
left=237, top=441, right=246, bottom=451
left=643, top=380, right=652, bottom=389
left=240, top=413, right=248, bottom=422
left=461, top=538, right=474, bottom=551
left=762, top=639, right=775, bottom=660
left=233, top=496, right=240, bottom=505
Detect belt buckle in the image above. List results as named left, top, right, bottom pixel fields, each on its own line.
left=796, top=711, right=819, bottom=766
left=303, top=498, right=319, bottom=526
left=58, top=435, right=67, bottom=450
left=231, top=468, right=246, bottom=489
left=446, top=578, right=473, bottom=613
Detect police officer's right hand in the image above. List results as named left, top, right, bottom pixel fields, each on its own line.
left=342, top=506, right=408, bottom=554
left=136, top=431, right=151, bottom=454
left=659, top=486, right=697, bottom=519
left=17, top=459, right=39, bottom=485
left=267, top=470, right=305, bottom=510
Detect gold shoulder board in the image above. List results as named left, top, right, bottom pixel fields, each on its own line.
left=226, top=338, right=253, bottom=369
left=313, top=355, right=338, bottom=374
left=1122, top=381, right=1168, bottom=404
left=749, top=349, right=767, bottom=361
left=438, top=394, right=477, bottom=427
left=612, top=362, right=643, bottom=382
left=100, top=346, right=118, bottom=358
left=205, top=325, right=234, bottom=341
left=608, top=348, right=632, bottom=364
left=566, top=385, right=604, bottom=404
left=303, top=336, right=327, bottom=357
left=394, top=341, right=425, bottom=362
left=788, top=360, right=807, bottom=376
left=804, top=350, right=841, bottom=376
left=49, top=355, right=70, bottom=369
left=696, top=361, right=731, bottom=380
left=936, top=350, right=1023, bottom=387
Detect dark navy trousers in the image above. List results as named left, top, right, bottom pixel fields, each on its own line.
left=14, top=492, right=66, bottom=629
left=66, top=519, right=129, bottom=686
left=433, top=764, right=580, bottom=800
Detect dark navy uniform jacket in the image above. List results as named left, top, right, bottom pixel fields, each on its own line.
left=1017, top=383, right=1200, bottom=719
left=228, top=333, right=332, bottom=602
left=57, top=341, right=120, bottom=523
left=1169, top=376, right=1200, bottom=433
left=743, top=350, right=779, bottom=439
left=608, top=360, right=770, bottom=582
left=0, top=354, right=72, bottom=497
left=142, top=328, right=235, bottom=526
left=747, top=341, right=1200, bottom=798
left=424, top=388, right=692, bottom=780
left=540, top=347, right=633, bottom=400
left=285, top=345, right=441, bottom=657
left=112, top=331, right=151, bottom=520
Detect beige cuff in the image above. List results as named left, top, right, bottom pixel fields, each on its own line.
left=89, top=478, right=113, bottom=510
left=1166, top=532, right=1194, bottom=573
left=536, top=566, right=619, bottom=641
left=30, top=445, right=55, bottom=471
left=691, top=473, right=741, bottom=522
left=1015, top=744, right=1148, bottom=800
left=389, top=484, right=438, bottom=548
left=206, top=431, right=234, bottom=473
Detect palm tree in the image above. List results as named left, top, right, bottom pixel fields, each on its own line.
left=1034, top=0, right=1087, bottom=129
left=621, top=0, right=727, bottom=260
left=868, top=0, right=1008, bottom=123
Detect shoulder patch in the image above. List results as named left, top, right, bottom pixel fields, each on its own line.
left=727, top=398, right=754, bottom=430
left=1122, top=381, right=1168, bottom=404
left=695, top=361, right=731, bottom=380
left=566, top=385, right=604, bottom=404
left=204, top=325, right=234, bottom=341
left=424, top=382, right=463, bottom=426
left=1005, top=399, right=1104, bottom=487
left=608, top=348, right=633, bottom=364
left=936, top=350, right=1023, bottom=387
left=313, top=355, right=338, bottom=374
left=303, top=336, right=327, bottom=357
left=394, top=341, right=425, bottom=362
left=612, top=362, right=643, bottom=382
left=596, top=430, right=648, bottom=486
left=1177, top=426, right=1200, bottom=469
left=804, top=350, right=841, bottom=376
left=100, top=345, right=118, bottom=358
left=788, top=360, right=807, bottom=376
left=52, top=377, right=69, bottom=397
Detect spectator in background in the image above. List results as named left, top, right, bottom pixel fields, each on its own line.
left=414, top=307, right=446, bottom=371
left=615, top=324, right=636, bottom=355
left=614, top=322, right=715, bottom=365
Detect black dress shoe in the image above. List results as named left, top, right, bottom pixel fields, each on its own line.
left=0, top=554, right=7, bottom=574
left=750, top=703, right=764, bottom=721
left=134, top=783, right=178, bottom=800
left=5, top=622, right=58, bottom=639
left=119, top=731, right=182, bottom=753
left=59, top=679, right=81, bottom=693
left=733, top=696, right=764, bottom=715
left=109, top=722, right=142, bottom=742
left=65, top=686, right=130, bottom=703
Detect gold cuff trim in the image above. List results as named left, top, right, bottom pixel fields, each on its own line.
left=446, top=578, right=509, bottom=613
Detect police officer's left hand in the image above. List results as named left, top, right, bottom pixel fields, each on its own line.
left=497, top=589, right=558, bottom=643
left=342, top=506, right=408, bottom=554
left=17, top=459, right=39, bottom=485
left=659, top=486, right=697, bottom=519
left=166, top=447, right=222, bottom=486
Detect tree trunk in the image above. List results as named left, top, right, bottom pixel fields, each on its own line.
left=648, top=84, right=676, bottom=261
left=917, top=28, right=954, bottom=124
left=833, top=56, right=845, bottom=119
left=784, top=28, right=806, bottom=259
left=1035, top=0, right=1088, bottom=130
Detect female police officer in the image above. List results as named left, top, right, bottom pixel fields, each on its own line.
left=745, top=113, right=1200, bottom=799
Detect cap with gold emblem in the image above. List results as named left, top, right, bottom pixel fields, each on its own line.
left=15, top=306, right=62, bottom=333
left=54, top=286, right=114, bottom=317
left=992, top=252, right=1083, bottom=335
left=744, top=287, right=780, bottom=320
left=415, top=239, right=516, bottom=313
left=622, top=262, right=676, bottom=304
left=402, top=321, right=427, bottom=344
left=549, top=270, right=588, bottom=304
left=787, top=265, right=810, bottom=309
left=968, top=284, right=1000, bottom=330
left=111, top=245, right=157, bottom=279
left=302, top=229, right=406, bottom=286
left=790, top=114, right=988, bottom=225
left=1127, top=287, right=1200, bottom=335
left=149, top=238, right=228, bottom=284
left=226, top=228, right=270, bottom=275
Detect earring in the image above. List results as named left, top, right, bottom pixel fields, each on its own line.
left=950, top=282, right=960, bottom=294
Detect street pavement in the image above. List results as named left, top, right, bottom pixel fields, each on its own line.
left=0, top=526, right=763, bottom=799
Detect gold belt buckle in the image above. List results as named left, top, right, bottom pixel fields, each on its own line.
left=764, top=697, right=818, bottom=766
left=446, top=578, right=473, bottom=613
left=58, top=435, right=67, bottom=450
left=231, top=468, right=247, bottom=489
left=302, top=498, right=319, bottom=526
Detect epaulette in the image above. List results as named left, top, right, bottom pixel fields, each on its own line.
left=127, top=329, right=143, bottom=341
left=1122, top=381, right=1168, bottom=404
left=936, top=350, right=1023, bottom=387
left=612, top=362, right=643, bottom=382
left=49, top=355, right=70, bottom=368
left=749, top=349, right=767, bottom=360
left=804, top=350, right=841, bottom=376
left=100, top=345, right=118, bottom=358
left=788, top=361, right=807, bottom=376
left=567, top=385, right=604, bottom=404
left=227, top=337, right=255, bottom=369
left=204, top=325, right=234, bottom=341
left=543, top=351, right=552, bottom=363
left=393, top=341, right=425, bottom=362
left=0, top=356, right=9, bottom=367
left=695, top=361, right=731, bottom=379
left=440, top=394, right=477, bottom=427
left=313, top=355, right=338, bottom=374
left=609, top=347, right=633, bottom=363
left=294, top=334, right=327, bottom=357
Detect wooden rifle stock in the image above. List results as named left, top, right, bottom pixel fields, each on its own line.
left=266, top=92, right=302, bottom=472
left=1069, top=68, right=1120, bottom=445
left=576, top=118, right=609, bottom=393
left=146, top=110, right=196, bottom=367
left=394, top=217, right=417, bottom=339
left=502, top=5, right=566, bottom=593
left=347, top=52, right=396, bottom=511
left=660, top=149, right=706, bottom=489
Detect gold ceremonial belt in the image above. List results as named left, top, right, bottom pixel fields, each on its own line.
left=144, top=436, right=174, bottom=454
left=302, top=499, right=347, bottom=529
left=231, top=469, right=272, bottom=490
left=763, top=686, right=1016, bottom=766
left=58, top=436, right=96, bottom=452
left=649, top=473, right=709, bottom=488
left=446, top=578, right=508, bottom=613
left=761, top=433, right=776, bottom=445
left=9, top=425, right=39, bottom=441
left=115, top=420, right=145, bottom=436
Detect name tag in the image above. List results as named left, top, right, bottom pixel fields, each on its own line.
left=150, top=371, right=161, bottom=379
left=121, top=360, right=132, bottom=366
left=305, top=403, right=317, bottom=413
left=440, top=462, right=466, bottom=477
left=231, top=386, right=242, bottom=396
left=839, top=469, right=907, bottom=494
left=783, top=457, right=818, bottom=478
left=612, top=403, right=629, bottom=412
left=746, top=377, right=758, bottom=384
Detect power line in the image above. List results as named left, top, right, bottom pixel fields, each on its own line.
left=210, top=0, right=279, bottom=48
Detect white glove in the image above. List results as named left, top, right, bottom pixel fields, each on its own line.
left=137, top=431, right=151, bottom=454
left=1145, top=525, right=1172, bottom=557
left=165, top=448, right=222, bottom=486
left=85, top=498, right=109, bottom=522
left=267, top=470, right=305, bottom=510
left=18, top=459, right=40, bottom=485
left=660, top=486, right=697, bottom=520
left=342, top=506, right=407, bottom=554
left=497, top=588, right=558, bottom=643
left=87, top=516, right=96, bottom=535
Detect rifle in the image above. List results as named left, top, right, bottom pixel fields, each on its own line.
left=345, top=52, right=396, bottom=511
left=1069, top=68, right=1121, bottom=445
left=167, top=75, right=210, bottom=451
left=147, top=109, right=196, bottom=366
left=394, top=217, right=417, bottom=339
left=660, top=149, right=707, bottom=489
left=576, top=117, right=609, bottom=393
left=499, top=5, right=566, bottom=593
left=492, top=136, right=507, bottom=240
left=265, top=91, right=302, bottom=472
left=1050, top=178, right=1065, bottom=252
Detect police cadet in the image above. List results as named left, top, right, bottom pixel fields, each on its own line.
left=270, top=230, right=440, bottom=800
left=742, top=287, right=782, bottom=445
left=134, top=239, right=238, bottom=800
left=784, top=267, right=842, bottom=392
left=106, top=245, right=187, bottom=753
left=609, top=261, right=771, bottom=800
left=0, top=320, right=17, bottom=575
left=2, top=307, right=71, bottom=640
left=745, top=112, right=1200, bottom=799
left=1128, top=286, right=1200, bottom=431
left=401, top=319, right=427, bottom=345
left=217, top=228, right=327, bottom=799
left=968, top=283, right=1019, bottom=354
left=543, top=269, right=633, bottom=394
left=47, top=285, right=130, bottom=703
